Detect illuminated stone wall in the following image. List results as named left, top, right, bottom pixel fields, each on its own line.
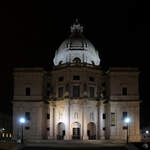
left=12, top=66, right=141, bottom=142
left=12, top=68, right=48, bottom=140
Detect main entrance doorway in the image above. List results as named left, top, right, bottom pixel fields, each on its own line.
left=57, top=122, right=65, bottom=140
left=87, top=122, right=96, bottom=140
left=72, top=122, right=81, bottom=140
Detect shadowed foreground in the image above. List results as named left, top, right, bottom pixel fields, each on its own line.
left=23, top=147, right=128, bottom=150
left=0, top=143, right=17, bottom=150
left=12, top=140, right=139, bottom=150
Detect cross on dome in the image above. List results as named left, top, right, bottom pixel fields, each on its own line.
left=71, top=19, right=83, bottom=33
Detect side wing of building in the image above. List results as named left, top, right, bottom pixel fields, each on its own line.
left=12, top=68, right=49, bottom=140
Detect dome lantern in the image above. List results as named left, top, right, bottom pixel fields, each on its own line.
left=70, top=19, right=83, bottom=33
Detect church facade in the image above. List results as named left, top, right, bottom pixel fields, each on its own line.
left=12, top=20, right=141, bottom=142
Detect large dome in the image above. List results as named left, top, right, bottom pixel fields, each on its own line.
left=53, top=20, right=100, bottom=66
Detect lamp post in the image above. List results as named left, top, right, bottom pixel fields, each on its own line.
left=145, top=130, right=149, bottom=140
left=124, top=117, right=130, bottom=144
left=145, top=130, right=149, bottom=134
left=19, top=117, right=25, bottom=143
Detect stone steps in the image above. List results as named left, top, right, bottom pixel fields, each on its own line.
left=26, top=139, right=126, bottom=144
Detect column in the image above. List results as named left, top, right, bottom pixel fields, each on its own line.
left=49, top=101, right=55, bottom=139
left=99, top=100, right=105, bottom=139
left=64, top=99, right=70, bottom=140
left=97, top=101, right=100, bottom=139
left=83, top=100, right=88, bottom=140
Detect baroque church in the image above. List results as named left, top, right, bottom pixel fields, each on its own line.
left=12, top=20, right=141, bottom=142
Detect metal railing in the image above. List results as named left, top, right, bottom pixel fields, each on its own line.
left=0, top=132, right=16, bottom=143
left=88, top=135, right=96, bottom=140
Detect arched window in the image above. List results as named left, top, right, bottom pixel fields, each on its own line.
left=73, top=57, right=81, bottom=63
left=87, top=122, right=96, bottom=140
left=59, top=61, right=63, bottom=65
left=91, top=61, right=95, bottom=65
left=57, top=122, right=65, bottom=140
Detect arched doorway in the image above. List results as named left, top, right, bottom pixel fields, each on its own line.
left=57, top=122, right=65, bottom=140
left=87, top=122, right=96, bottom=140
left=73, top=57, right=81, bottom=63
left=72, top=122, right=81, bottom=140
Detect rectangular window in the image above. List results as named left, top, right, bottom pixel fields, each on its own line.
left=47, top=113, right=50, bottom=119
left=103, top=113, right=106, bottom=119
left=122, top=112, right=127, bottom=120
left=25, top=126, right=30, bottom=130
left=47, top=90, right=50, bottom=97
left=73, top=86, right=80, bottom=98
left=90, top=87, right=94, bottom=97
left=58, top=76, right=64, bottom=82
left=102, top=82, right=106, bottom=87
left=103, top=127, right=106, bottom=130
left=26, top=88, right=30, bottom=96
left=111, top=113, right=115, bottom=126
left=73, top=76, right=80, bottom=80
left=122, top=87, right=127, bottom=96
left=89, top=77, right=95, bottom=82
left=47, top=83, right=50, bottom=88
left=58, top=87, right=63, bottom=97
left=25, top=112, right=30, bottom=120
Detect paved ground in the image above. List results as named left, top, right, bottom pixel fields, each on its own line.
left=133, top=142, right=150, bottom=150
left=0, top=143, right=17, bottom=150
left=23, top=147, right=128, bottom=150
left=12, top=140, right=139, bottom=150
left=1, top=141, right=144, bottom=150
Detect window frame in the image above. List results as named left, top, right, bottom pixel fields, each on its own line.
left=47, top=113, right=50, bottom=119
left=25, top=87, right=31, bottom=96
left=58, top=76, right=64, bottom=82
left=73, top=86, right=80, bottom=98
left=111, top=112, right=116, bottom=126
left=73, top=75, right=80, bottom=80
left=58, top=87, right=64, bottom=98
left=122, top=87, right=127, bottom=96
left=25, top=112, right=30, bottom=121
left=103, top=113, right=106, bottom=119
left=89, top=87, right=95, bottom=98
left=122, top=112, right=128, bottom=120
left=89, top=77, right=95, bottom=82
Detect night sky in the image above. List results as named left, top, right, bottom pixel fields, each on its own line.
left=0, top=1, right=149, bottom=127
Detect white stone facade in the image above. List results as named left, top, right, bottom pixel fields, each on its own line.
left=12, top=66, right=141, bottom=142
left=12, top=21, right=141, bottom=142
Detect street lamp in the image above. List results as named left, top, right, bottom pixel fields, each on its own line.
left=146, top=130, right=149, bottom=134
left=19, top=117, right=26, bottom=143
left=124, top=117, right=130, bottom=144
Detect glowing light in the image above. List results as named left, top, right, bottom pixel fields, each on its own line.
left=124, top=117, right=130, bottom=124
left=19, top=117, right=25, bottom=124
left=0, top=128, right=5, bottom=132
left=146, top=130, right=149, bottom=134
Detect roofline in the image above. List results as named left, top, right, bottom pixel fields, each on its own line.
left=13, top=67, right=45, bottom=72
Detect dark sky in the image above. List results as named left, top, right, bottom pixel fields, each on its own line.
left=0, top=1, right=149, bottom=127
